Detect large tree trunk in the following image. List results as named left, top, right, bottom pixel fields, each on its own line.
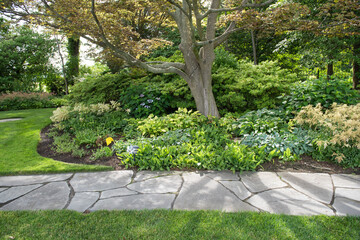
left=353, top=38, right=360, bottom=90
left=175, top=0, right=220, bottom=117
left=186, top=64, right=219, bottom=117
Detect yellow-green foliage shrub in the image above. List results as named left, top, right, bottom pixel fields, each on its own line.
left=295, top=103, right=360, bottom=167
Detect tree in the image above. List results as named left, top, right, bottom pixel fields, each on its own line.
left=2, top=0, right=283, bottom=117
left=0, top=25, right=56, bottom=92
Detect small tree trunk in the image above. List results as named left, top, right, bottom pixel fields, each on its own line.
left=353, top=38, right=360, bottom=90
left=55, top=35, right=69, bottom=95
left=251, top=30, right=258, bottom=65
left=327, top=62, right=334, bottom=80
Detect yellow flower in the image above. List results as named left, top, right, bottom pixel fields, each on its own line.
left=106, top=137, right=114, bottom=146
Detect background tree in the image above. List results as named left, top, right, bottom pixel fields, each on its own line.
left=0, top=25, right=56, bottom=93
left=2, top=0, right=284, bottom=117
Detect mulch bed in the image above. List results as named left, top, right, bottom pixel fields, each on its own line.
left=37, top=125, right=360, bottom=174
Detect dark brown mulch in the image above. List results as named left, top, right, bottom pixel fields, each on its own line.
left=37, top=125, right=360, bottom=174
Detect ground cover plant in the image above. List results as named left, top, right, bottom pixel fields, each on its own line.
left=0, top=109, right=110, bottom=176
left=1, top=210, right=359, bottom=240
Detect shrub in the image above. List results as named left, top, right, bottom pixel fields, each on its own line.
left=119, top=84, right=173, bottom=118
left=67, top=72, right=136, bottom=104
left=137, top=108, right=207, bottom=137
left=295, top=103, right=360, bottom=168
left=212, top=60, right=297, bottom=114
left=0, top=92, right=57, bottom=111
left=231, top=108, right=289, bottom=137
left=51, top=102, right=129, bottom=146
left=278, top=77, right=360, bottom=116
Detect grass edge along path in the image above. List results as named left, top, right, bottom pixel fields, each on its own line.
left=0, top=109, right=111, bottom=176
left=0, top=210, right=359, bottom=239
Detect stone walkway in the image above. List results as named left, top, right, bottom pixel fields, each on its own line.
left=0, top=171, right=359, bottom=216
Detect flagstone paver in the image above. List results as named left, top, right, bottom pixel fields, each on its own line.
left=128, top=174, right=182, bottom=194
left=67, top=192, right=100, bottom=212
left=1, top=182, right=70, bottom=210
left=246, top=188, right=334, bottom=216
left=70, top=171, right=133, bottom=192
left=203, top=171, right=239, bottom=181
left=335, top=188, right=360, bottom=202
left=173, top=172, right=258, bottom=212
left=332, top=174, right=360, bottom=188
left=0, top=173, right=72, bottom=186
left=0, top=171, right=359, bottom=216
left=91, top=194, right=176, bottom=211
left=241, top=172, right=288, bottom=193
left=219, top=181, right=252, bottom=200
left=0, top=184, right=42, bottom=203
left=277, top=172, right=333, bottom=204
left=134, top=171, right=181, bottom=182
left=333, top=197, right=360, bottom=216
left=101, top=188, right=138, bottom=199
left=0, top=118, right=23, bottom=123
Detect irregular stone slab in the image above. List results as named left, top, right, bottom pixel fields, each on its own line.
left=67, top=192, right=99, bottom=212
left=0, top=173, right=72, bottom=187
left=0, top=188, right=7, bottom=193
left=278, top=172, right=333, bottom=204
left=173, top=172, right=258, bottom=212
left=101, top=188, right=138, bottom=199
left=1, top=182, right=70, bottom=210
left=335, top=188, right=360, bottom=202
left=247, top=188, right=334, bottom=216
left=0, top=118, right=22, bottom=123
left=333, top=197, right=360, bottom=216
left=220, top=181, right=252, bottom=200
left=70, top=171, right=133, bottom=192
left=134, top=171, right=181, bottom=182
left=240, top=172, right=287, bottom=193
left=0, top=184, right=42, bottom=203
left=91, top=194, right=175, bottom=211
left=128, top=175, right=182, bottom=194
left=203, top=171, right=239, bottom=181
left=332, top=174, right=360, bottom=188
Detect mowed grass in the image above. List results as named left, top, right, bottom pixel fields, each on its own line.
left=0, top=210, right=359, bottom=239
left=0, top=109, right=111, bottom=176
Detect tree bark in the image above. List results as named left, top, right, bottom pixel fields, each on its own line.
left=327, top=62, right=334, bottom=80
left=353, top=38, right=360, bottom=90
left=173, top=0, right=220, bottom=117
left=251, top=30, right=258, bottom=65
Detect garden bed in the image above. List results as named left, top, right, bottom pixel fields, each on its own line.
left=38, top=125, right=360, bottom=175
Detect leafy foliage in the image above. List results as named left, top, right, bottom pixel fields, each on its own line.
left=231, top=109, right=314, bottom=161
left=213, top=59, right=297, bottom=114
left=114, top=124, right=267, bottom=172
left=279, top=77, right=360, bottom=116
left=0, top=92, right=61, bottom=111
left=0, top=26, right=56, bottom=93
left=137, top=108, right=207, bottom=137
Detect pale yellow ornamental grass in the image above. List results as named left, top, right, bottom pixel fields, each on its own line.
left=50, top=106, right=71, bottom=122
left=295, top=103, right=360, bottom=162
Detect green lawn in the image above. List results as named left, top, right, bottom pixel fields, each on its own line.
left=0, top=210, right=359, bottom=239
left=0, top=109, right=111, bottom=176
